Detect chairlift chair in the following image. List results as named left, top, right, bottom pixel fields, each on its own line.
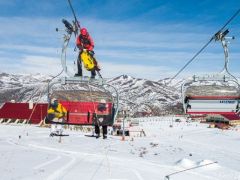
left=182, top=30, right=240, bottom=115
left=45, top=18, right=119, bottom=126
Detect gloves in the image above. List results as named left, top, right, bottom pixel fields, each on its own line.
left=88, top=50, right=95, bottom=56
left=77, top=45, right=83, bottom=51
left=54, top=112, right=61, bottom=117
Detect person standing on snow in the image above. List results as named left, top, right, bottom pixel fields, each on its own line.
left=75, top=27, right=98, bottom=79
left=47, top=98, right=67, bottom=136
left=93, top=99, right=109, bottom=139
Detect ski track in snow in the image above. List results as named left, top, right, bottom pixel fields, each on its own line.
left=131, top=169, right=144, bottom=180
left=4, top=133, right=175, bottom=180
left=1, top=120, right=240, bottom=180
left=27, top=142, right=172, bottom=179
left=4, top=139, right=80, bottom=180
left=33, top=155, right=62, bottom=170
left=45, top=154, right=77, bottom=180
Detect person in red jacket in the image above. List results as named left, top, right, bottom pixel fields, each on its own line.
left=75, top=27, right=96, bottom=78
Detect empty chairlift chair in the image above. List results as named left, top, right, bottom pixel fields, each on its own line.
left=182, top=30, right=240, bottom=115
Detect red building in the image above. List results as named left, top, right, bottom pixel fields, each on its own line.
left=0, top=102, right=48, bottom=124
left=0, top=101, right=114, bottom=125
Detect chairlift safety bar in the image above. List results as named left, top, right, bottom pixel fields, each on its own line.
left=193, top=75, right=231, bottom=82
left=60, top=77, right=105, bottom=85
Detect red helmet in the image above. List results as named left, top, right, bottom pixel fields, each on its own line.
left=80, top=28, right=88, bottom=36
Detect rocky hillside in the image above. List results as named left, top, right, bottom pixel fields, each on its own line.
left=0, top=73, right=183, bottom=115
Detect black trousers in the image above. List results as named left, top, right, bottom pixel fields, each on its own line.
left=95, top=125, right=107, bottom=136
left=76, top=53, right=96, bottom=78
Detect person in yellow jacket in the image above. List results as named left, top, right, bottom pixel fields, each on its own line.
left=47, top=98, right=67, bottom=136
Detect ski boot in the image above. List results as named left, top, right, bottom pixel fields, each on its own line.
left=50, top=132, right=56, bottom=137
left=96, top=134, right=100, bottom=139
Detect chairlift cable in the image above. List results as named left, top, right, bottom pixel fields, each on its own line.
left=87, top=80, right=100, bottom=127
left=169, top=8, right=240, bottom=83
left=67, top=0, right=81, bottom=36
left=169, top=39, right=213, bottom=82
left=218, top=9, right=240, bottom=33
left=67, top=0, right=77, bottom=22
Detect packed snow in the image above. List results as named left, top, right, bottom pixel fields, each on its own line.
left=0, top=116, right=240, bottom=180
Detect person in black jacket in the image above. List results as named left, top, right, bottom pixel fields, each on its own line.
left=93, top=99, right=109, bottom=139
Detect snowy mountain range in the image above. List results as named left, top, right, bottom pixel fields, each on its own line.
left=108, top=75, right=183, bottom=115
left=0, top=72, right=183, bottom=115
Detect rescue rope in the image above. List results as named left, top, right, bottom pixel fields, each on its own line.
left=89, top=143, right=112, bottom=180
left=4, top=83, right=47, bottom=173
left=16, top=66, right=64, bottom=139
left=21, top=85, right=47, bottom=134
left=87, top=80, right=112, bottom=179
left=87, top=80, right=100, bottom=127
left=29, top=88, right=45, bottom=123
left=4, top=65, right=65, bottom=171
left=25, top=68, right=65, bottom=127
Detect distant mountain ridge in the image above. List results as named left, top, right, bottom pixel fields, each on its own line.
left=0, top=72, right=183, bottom=115
left=108, top=75, right=182, bottom=114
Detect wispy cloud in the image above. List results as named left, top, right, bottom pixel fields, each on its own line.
left=94, top=61, right=173, bottom=80
left=0, top=44, right=60, bottom=55
left=0, top=15, right=239, bottom=80
left=0, top=55, right=61, bottom=74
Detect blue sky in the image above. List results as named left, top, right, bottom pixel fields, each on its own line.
left=0, top=0, right=240, bottom=80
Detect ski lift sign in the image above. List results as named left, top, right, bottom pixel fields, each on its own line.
left=219, top=100, right=236, bottom=104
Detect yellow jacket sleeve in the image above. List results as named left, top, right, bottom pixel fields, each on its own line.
left=47, top=104, right=67, bottom=118
left=47, top=108, right=55, bottom=114
left=60, top=104, right=67, bottom=114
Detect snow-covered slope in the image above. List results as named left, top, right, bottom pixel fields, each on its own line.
left=1, top=118, right=240, bottom=180
left=0, top=73, right=183, bottom=115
